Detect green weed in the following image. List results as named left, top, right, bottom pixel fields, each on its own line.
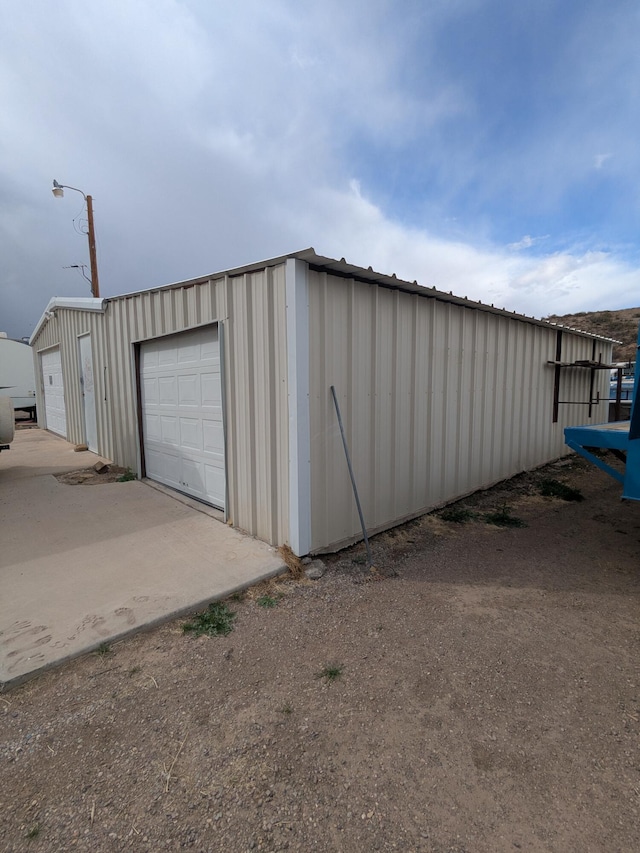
left=316, top=664, right=343, bottom=682
left=484, top=506, right=527, bottom=528
left=25, top=824, right=41, bottom=839
left=95, top=642, right=111, bottom=657
left=182, top=602, right=236, bottom=637
left=117, top=468, right=137, bottom=482
left=256, top=594, right=280, bottom=608
left=440, top=506, right=475, bottom=524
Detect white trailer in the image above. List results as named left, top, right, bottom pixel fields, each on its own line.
left=0, top=333, right=37, bottom=417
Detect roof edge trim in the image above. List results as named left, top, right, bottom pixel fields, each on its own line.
left=296, top=250, right=621, bottom=345
left=30, top=297, right=105, bottom=345
left=31, top=248, right=620, bottom=347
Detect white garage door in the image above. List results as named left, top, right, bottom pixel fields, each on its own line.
left=41, top=347, right=67, bottom=437
left=140, top=326, right=225, bottom=509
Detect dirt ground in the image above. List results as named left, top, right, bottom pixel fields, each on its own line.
left=54, top=465, right=132, bottom=485
left=1, top=457, right=639, bottom=853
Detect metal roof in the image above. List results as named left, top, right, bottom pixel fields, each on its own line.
left=31, top=249, right=620, bottom=345
left=30, top=297, right=105, bottom=345
left=295, top=249, right=621, bottom=344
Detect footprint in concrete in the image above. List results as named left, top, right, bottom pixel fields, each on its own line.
left=75, top=615, right=108, bottom=637
left=76, top=614, right=108, bottom=636
left=115, top=607, right=136, bottom=625
left=89, top=615, right=109, bottom=636
left=8, top=650, right=46, bottom=674
left=1, top=623, right=49, bottom=647
left=75, top=615, right=93, bottom=633
left=5, top=632, right=51, bottom=657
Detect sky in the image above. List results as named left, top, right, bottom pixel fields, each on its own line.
left=1, top=0, right=639, bottom=340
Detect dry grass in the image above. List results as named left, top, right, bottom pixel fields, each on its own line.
left=278, top=543, right=304, bottom=579
left=162, top=733, right=188, bottom=793
left=243, top=576, right=302, bottom=604
left=415, top=515, right=450, bottom=537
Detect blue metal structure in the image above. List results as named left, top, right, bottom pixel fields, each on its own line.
left=565, top=324, right=640, bottom=500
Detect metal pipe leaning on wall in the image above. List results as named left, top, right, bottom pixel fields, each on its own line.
left=330, top=385, right=373, bottom=569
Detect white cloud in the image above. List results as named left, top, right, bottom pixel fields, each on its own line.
left=594, top=153, right=613, bottom=169
left=0, top=0, right=639, bottom=340
left=507, top=235, right=550, bottom=251
left=285, top=181, right=640, bottom=318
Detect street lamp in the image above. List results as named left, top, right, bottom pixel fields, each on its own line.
left=52, top=179, right=100, bottom=298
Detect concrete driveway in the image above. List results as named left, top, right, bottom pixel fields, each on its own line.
left=0, top=429, right=284, bottom=689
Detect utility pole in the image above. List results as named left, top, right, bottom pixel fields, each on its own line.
left=85, top=194, right=100, bottom=298
left=52, top=180, right=101, bottom=298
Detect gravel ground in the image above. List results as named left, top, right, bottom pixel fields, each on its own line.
left=1, top=457, right=639, bottom=853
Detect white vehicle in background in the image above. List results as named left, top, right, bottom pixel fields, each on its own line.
left=0, top=396, right=14, bottom=451
left=0, top=332, right=37, bottom=419
left=609, top=362, right=635, bottom=401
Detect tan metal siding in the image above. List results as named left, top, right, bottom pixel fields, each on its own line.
left=308, top=271, right=612, bottom=552
left=99, top=266, right=289, bottom=546
left=31, top=309, right=111, bottom=454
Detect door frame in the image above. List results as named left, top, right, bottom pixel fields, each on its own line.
left=39, top=343, right=67, bottom=437
left=77, top=332, right=98, bottom=452
left=133, top=321, right=229, bottom=519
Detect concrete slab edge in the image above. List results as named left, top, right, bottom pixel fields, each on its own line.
left=141, top=478, right=225, bottom=522
left=1, top=561, right=287, bottom=693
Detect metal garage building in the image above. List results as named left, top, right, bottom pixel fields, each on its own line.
left=30, top=249, right=614, bottom=555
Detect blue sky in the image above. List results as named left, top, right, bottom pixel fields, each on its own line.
left=1, top=0, right=639, bottom=339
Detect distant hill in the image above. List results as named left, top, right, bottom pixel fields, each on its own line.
left=544, top=307, right=640, bottom=363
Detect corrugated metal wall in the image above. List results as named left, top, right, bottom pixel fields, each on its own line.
left=103, top=265, right=290, bottom=545
left=31, top=309, right=111, bottom=451
left=31, top=266, right=290, bottom=546
left=31, top=258, right=614, bottom=555
left=307, top=271, right=612, bottom=552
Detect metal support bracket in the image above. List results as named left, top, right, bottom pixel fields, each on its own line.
left=565, top=438, right=625, bottom=485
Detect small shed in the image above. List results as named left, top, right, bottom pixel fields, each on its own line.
left=30, top=249, right=614, bottom=555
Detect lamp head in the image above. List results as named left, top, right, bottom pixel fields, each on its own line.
left=52, top=179, right=64, bottom=198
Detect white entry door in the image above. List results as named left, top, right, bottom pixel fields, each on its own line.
left=139, top=326, right=225, bottom=509
left=41, top=347, right=66, bottom=437
left=78, top=334, right=98, bottom=452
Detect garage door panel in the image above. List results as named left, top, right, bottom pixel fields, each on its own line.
left=143, top=377, right=160, bottom=405
left=179, top=417, right=202, bottom=450
left=181, top=457, right=204, bottom=494
left=201, top=373, right=221, bottom=407
left=203, top=420, right=224, bottom=454
left=204, top=465, right=225, bottom=502
left=143, top=348, right=159, bottom=369
left=160, top=415, right=179, bottom=444
left=200, top=337, right=218, bottom=362
left=159, top=376, right=177, bottom=405
left=144, top=413, right=161, bottom=441
left=146, top=447, right=180, bottom=486
left=140, top=327, right=225, bottom=509
left=158, top=345, right=178, bottom=368
left=178, top=374, right=199, bottom=406
left=177, top=342, right=200, bottom=365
